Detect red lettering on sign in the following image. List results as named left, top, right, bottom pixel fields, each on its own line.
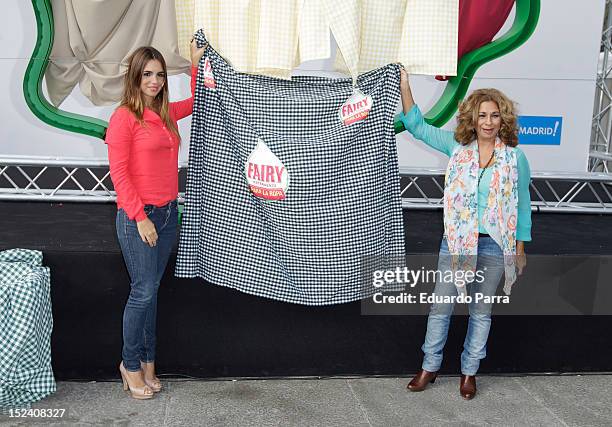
left=252, top=163, right=261, bottom=180
left=249, top=185, right=286, bottom=201
left=247, top=162, right=254, bottom=179
left=248, top=162, right=288, bottom=184
left=343, top=110, right=369, bottom=125
left=274, top=166, right=284, bottom=182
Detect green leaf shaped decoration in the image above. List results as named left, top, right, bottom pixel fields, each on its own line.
left=394, top=0, right=541, bottom=132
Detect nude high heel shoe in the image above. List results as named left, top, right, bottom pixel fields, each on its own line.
left=119, top=362, right=154, bottom=400
left=141, top=361, right=162, bottom=393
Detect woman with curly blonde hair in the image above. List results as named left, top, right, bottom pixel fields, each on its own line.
left=399, top=69, right=532, bottom=400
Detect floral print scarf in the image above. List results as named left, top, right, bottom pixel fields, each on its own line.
left=443, top=138, right=519, bottom=295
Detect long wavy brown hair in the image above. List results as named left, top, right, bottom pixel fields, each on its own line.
left=454, top=88, right=518, bottom=147
left=119, top=46, right=179, bottom=139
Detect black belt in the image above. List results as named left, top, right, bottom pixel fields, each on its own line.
left=479, top=233, right=490, bottom=238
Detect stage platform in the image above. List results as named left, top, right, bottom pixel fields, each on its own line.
left=1, top=201, right=612, bottom=380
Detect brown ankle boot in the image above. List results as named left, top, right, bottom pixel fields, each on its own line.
left=407, top=369, right=438, bottom=392
left=459, top=375, right=477, bottom=400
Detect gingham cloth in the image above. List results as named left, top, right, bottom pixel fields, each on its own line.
left=175, top=0, right=195, bottom=60
left=193, top=0, right=300, bottom=79
left=177, top=1, right=458, bottom=79
left=175, top=30, right=405, bottom=305
left=0, top=249, right=55, bottom=409
left=333, top=0, right=459, bottom=77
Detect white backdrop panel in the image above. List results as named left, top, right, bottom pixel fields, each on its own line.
left=0, top=0, right=606, bottom=174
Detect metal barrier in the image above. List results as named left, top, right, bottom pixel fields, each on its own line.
left=589, top=0, right=612, bottom=172
left=2, top=156, right=612, bottom=213
left=399, top=167, right=612, bottom=213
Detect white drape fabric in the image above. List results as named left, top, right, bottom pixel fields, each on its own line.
left=45, top=0, right=190, bottom=106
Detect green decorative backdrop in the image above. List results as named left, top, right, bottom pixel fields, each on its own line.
left=24, top=0, right=108, bottom=139
left=24, top=0, right=540, bottom=140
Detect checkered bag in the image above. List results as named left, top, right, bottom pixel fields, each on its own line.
left=0, top=249, right=55, bottom=409
left=175, top=30, right=405, bottom=305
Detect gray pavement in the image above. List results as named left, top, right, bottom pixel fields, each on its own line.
left=1, top=375, right=612, bottom=426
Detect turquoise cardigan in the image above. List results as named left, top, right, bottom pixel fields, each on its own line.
left=399, top=105, right=532, bottom=242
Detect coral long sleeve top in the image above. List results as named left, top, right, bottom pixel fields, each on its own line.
left=105, top=66, right=197, bottom=221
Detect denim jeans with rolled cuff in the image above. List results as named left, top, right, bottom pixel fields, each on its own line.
left=421, top=236, right=505, bottom=376
left=116, top=200, right=178, bottom=372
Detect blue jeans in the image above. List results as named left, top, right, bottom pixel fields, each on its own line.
left=116, top=201, right=178, bottom=372
left=421, top=236, right=505, bottom=376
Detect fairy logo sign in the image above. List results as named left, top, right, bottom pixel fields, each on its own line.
left=203, top=57, right=216, bottom=89
left=339, top=90, right=373, bottom=126
left=245, top=139, right=289, bottom=201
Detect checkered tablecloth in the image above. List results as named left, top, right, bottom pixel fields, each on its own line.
left=175, top=30, right=405, bottom=305
left=0, top=249, right=55, bottom=409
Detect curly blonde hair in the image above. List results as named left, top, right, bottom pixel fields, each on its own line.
left=454, top=88, right=518, bottom=147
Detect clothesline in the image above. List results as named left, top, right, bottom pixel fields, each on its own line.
left=44, top=0, right=461, bottom=106
left=42, top=58, right=424, bottom=79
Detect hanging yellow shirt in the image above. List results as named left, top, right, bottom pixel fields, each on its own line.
left=176, top=0, right=458, bottom=79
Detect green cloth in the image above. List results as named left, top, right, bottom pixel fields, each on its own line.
left=0, top=249, right=55, bottom=409
left=399, top=105, right=532, bottom=241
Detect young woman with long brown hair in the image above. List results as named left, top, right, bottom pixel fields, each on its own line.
left=105, top=41, right=205, bottom=399
left=399, top=68, right=532, bottom=399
